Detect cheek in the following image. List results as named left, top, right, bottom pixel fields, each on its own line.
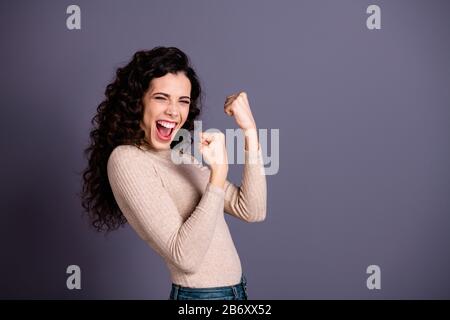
left=142, top=112, right=153, bottom=128
left=142, top=103, right=159, bottom=128
left=181, top=107, right=190, bottom=125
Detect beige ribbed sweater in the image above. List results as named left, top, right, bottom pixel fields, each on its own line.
left=107, top=144, right=267, bottom=288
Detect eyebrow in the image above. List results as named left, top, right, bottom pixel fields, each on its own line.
left=152, top=92, right=191, bottom=100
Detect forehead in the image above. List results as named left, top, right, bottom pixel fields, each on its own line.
left=148, top=72, right=191, bottom=96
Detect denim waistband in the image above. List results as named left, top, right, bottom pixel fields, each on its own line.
left=170, top=275, right=248, bottom=300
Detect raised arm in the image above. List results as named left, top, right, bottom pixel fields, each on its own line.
left=107, top=147, right=224, bottom=274
left=222, top=92, right=267, bottom=222
left=224, top=137, right=267, bottom=222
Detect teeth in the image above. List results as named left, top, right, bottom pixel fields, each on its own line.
left=157, top=120, right=176, bottom=129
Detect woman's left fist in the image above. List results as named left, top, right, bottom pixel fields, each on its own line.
left=224, top=91, right=257, bottom=130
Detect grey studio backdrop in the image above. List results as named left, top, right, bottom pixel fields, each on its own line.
left=0, top=0, right=449, bottom=299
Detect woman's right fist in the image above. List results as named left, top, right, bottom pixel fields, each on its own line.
left=198, top=131, right=228, bottom=172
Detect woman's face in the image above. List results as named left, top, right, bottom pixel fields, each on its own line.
left=141, top=72, right=191, bottom=150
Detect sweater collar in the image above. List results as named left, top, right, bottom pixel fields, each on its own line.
left=141, top=144, right=187, bottom=163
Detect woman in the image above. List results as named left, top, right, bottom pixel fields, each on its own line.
left=81, top=47, right=267, bottom=300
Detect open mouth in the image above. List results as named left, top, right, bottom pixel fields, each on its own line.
left=155, top=120, right=177, bottom=141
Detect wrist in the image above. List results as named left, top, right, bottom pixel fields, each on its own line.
left=209, top=169, right=227, bottom=189
left=211, top=164, right=228, bottom=177
left=244, top=128, right=259, bottom=151
left=243, top=126, right=257, bottom=133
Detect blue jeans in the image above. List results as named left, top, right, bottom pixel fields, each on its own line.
left=169, top=275, right=248, bottom=300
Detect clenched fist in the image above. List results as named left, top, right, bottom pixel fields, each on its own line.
left=198, top=131, right=229, bottom=172
left=224, top=91, right=257, bottom=130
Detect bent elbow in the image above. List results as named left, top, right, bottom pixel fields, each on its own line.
left=171, top=254, right=202, bottom=274
left=177, top=261, right=200, bottom=274
left=246, top=215, right=266, bottom=223
left=245, top=207, right=267, bottom=223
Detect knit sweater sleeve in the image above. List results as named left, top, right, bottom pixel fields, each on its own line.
left=107, top=147, right=225, bottom=274
left=223, top=145, right=267, bottom=222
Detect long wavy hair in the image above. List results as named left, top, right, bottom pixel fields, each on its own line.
left=81, top=47, right=202, bottom=232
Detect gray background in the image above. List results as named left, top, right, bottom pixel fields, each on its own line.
left=1, top=0, right=449, bottom=299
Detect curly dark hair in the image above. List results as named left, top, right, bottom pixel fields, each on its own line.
left=80, top=46, right=202, bottom=232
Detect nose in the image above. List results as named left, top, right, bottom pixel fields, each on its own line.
left=165, top=100, right=180, bottom=117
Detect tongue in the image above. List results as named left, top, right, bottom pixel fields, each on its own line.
left=157, top=123, right=172, bottom=137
